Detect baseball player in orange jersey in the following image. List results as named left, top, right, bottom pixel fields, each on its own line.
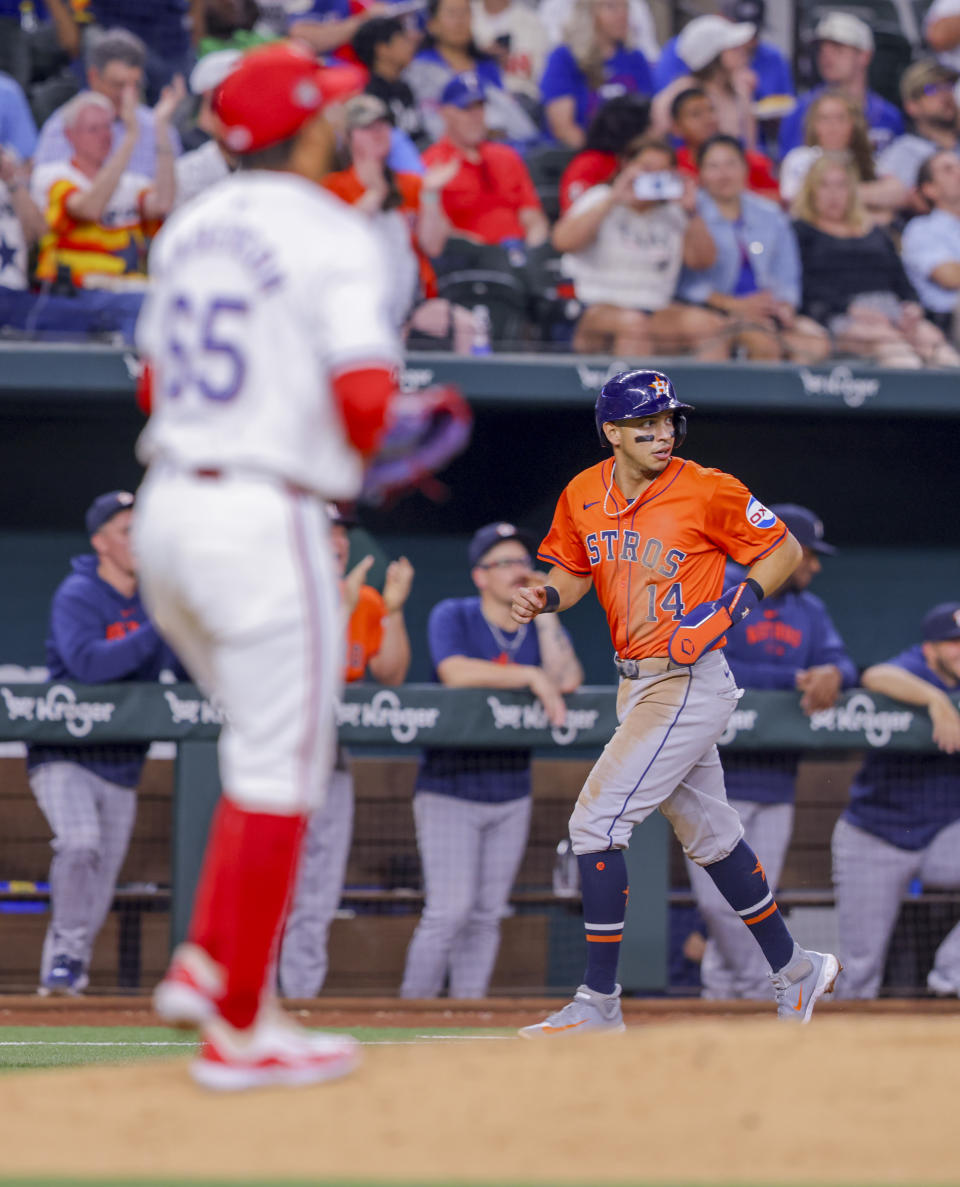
left=512, top=369, right=842, bottom=1034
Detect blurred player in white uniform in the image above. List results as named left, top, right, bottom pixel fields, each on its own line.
left=133, top=42, right=401, bottom=1091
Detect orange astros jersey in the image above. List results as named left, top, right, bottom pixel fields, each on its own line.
left=538, top=456, right=787, bottom=661
left=344, top=585, right=386, bottom=683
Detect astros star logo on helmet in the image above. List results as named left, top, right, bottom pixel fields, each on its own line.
left=651, top=377, right=670, bottom=397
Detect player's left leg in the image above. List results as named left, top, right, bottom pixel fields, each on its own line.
left=918, top=818, right=960, bottom=995
left=668, top=754, right=839, bottom=1021
left=687, top=800, right=794, bottom=999
left=81, top=776, right=137, bottom=972
left=448, top=794, right=532, bottom=998
left=278, top=767, right=355, bottom=998
left=400, top=792, right=484, bottom=998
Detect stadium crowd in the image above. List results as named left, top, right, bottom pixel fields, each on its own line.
left=4, top=0, right=960, bottom=363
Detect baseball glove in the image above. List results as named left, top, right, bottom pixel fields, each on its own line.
left=359, top=384, right=473, bottom=506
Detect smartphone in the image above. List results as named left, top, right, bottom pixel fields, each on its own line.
left=632, top=171, right=684, bottom=201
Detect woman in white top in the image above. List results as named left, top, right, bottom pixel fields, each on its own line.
left=552, top=135, right=727, bottom=357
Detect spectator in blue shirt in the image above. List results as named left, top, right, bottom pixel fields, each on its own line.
left=832, top=602, right=960, bottom=999
left=399, top=522, right=583, bottom=999
left=902, top=149, right=960, bottom=328
left=26, top=491, right=184, bottom=998
left=34, top=27, right=182, bottom=180
left=0, top=69, right=39, bottom=161
left=405, top=0, right=538, bottom=144
left=778, top=11, right=903, bottom=158
left=678, top=135, right=830, bottom=364
left=685, top=506, right=857, bottom=1000
left=654, top=0, right=793, bottom=105
left=539, top=0, right=652, bottom=149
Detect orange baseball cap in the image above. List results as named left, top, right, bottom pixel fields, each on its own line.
left=213, top=41, right=367, bottom=154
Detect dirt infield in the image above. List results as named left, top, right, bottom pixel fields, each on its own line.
left=1, top=1015, right=959, bottom=1183
left=3, top=993, right=959, bottom=1029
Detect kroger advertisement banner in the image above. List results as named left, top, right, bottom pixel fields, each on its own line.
left=0, top=683, right=953, bottom=753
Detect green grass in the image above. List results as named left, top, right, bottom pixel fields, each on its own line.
left=0, top=1025, right=515, bottom=1071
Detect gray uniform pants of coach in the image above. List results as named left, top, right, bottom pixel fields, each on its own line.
left=30, top=762, right=137, bottom=981
left=685, top=800, right=794, bottom=1000
left=832, top=815, right=960, bottom=999
left=400, top=791, right=532, bottom=999
left=278, top=769, right=354, bottom=998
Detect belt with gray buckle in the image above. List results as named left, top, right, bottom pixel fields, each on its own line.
left=614, top=655, right=681, bottom=678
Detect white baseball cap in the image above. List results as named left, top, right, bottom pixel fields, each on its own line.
left=677, top=15, right=757, bottom=74
left=189, top=49, right=243, bottom=96
left=814, top=11, right=874, bottom=52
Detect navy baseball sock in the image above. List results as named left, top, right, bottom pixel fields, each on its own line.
left=703, top=839, right=794, bottom=972
left=577, top=849, right=628, bottom=995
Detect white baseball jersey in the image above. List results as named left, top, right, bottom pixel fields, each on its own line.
left=135, top=171, right=399, bottom=499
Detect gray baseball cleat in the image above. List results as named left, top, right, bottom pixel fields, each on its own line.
left=770, top=945, right=841, bottom=1023
left=519, top=983, right=626, bottom=1039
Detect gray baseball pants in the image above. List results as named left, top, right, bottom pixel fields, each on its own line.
left=686, top=799, right=794, bottom=999
left=29, top=762, right=137, bottom=980
left=569, top=650, right=744, bottom=862
left=400, top=791, right=532, bottom=999
left=832, top=815, right=960, bottom=999
left=278, top=769, right=354, bottom=998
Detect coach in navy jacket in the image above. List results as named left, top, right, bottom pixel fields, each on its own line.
left=833, top=602, right=960, bottom=999
left=27, top=490, right=182, bottom=997
left=686, top=504, right=857, bottom=1000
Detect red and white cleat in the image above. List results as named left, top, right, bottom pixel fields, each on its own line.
left=153, top=943, right=224, bottom=1029
left=191, top=1011, right=361, bottom=1092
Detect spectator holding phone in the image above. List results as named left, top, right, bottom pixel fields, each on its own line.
left=552, top=134, right=726, bottom=357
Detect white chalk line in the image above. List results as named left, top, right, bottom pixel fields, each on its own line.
left=0, top=1034, right=513, bottom=1050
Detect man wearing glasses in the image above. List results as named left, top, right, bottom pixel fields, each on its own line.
left=877, top=60, right=960, bottom=191
left=399, top=521, right=583, bottom=999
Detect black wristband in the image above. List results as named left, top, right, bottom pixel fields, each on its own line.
left=745, top=577, right=765, bottom=601
left=542, top=585, right=560, bottom=612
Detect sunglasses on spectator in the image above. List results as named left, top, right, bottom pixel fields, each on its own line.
left=477, top=556, right=532, bottom=570
left=915, top=81, right=955, bottom=97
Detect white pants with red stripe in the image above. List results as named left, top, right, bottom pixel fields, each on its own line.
left=134, top=470, right=342, bottom=814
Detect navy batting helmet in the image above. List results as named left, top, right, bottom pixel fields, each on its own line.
left=595, top=370, right=693, bottom=447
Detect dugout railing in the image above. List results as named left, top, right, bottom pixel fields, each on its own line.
left=0, top=681, right=958, bottom=997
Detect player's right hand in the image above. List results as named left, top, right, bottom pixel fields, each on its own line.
left=511, top=585, right=546, bottom=624
left=528, top=667, right=566, bottom=728
left=929, top=695, right=960, bottom=754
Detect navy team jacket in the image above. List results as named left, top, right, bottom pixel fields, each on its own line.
left=26, top=554, right=181, bottom=789
left=721, top=576, right=858, bottom=804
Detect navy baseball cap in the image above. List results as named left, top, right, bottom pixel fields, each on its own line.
left=441, top=73, right=486, bottom=109
left=770, top=504, right=836, bottom=555
left=85, top=490, right=135, bottom=536
left=326, top=502, right=358, bottom=528
left=922, top=602, right=960, bottom=642
left=469, top=522, right=537, bottom=568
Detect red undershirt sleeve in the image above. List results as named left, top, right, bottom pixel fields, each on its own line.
left=331, top=364, right=396, bottom=457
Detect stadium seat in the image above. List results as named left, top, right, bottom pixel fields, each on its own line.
left=524, top=145, right=578, bottom=224
left=433, top=238, right=530, bottom=349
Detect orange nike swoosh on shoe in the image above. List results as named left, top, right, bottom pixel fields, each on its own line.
left=541, top=1020, right=588, bottom=1033
left=792, top=987, right=803, bottom=1012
